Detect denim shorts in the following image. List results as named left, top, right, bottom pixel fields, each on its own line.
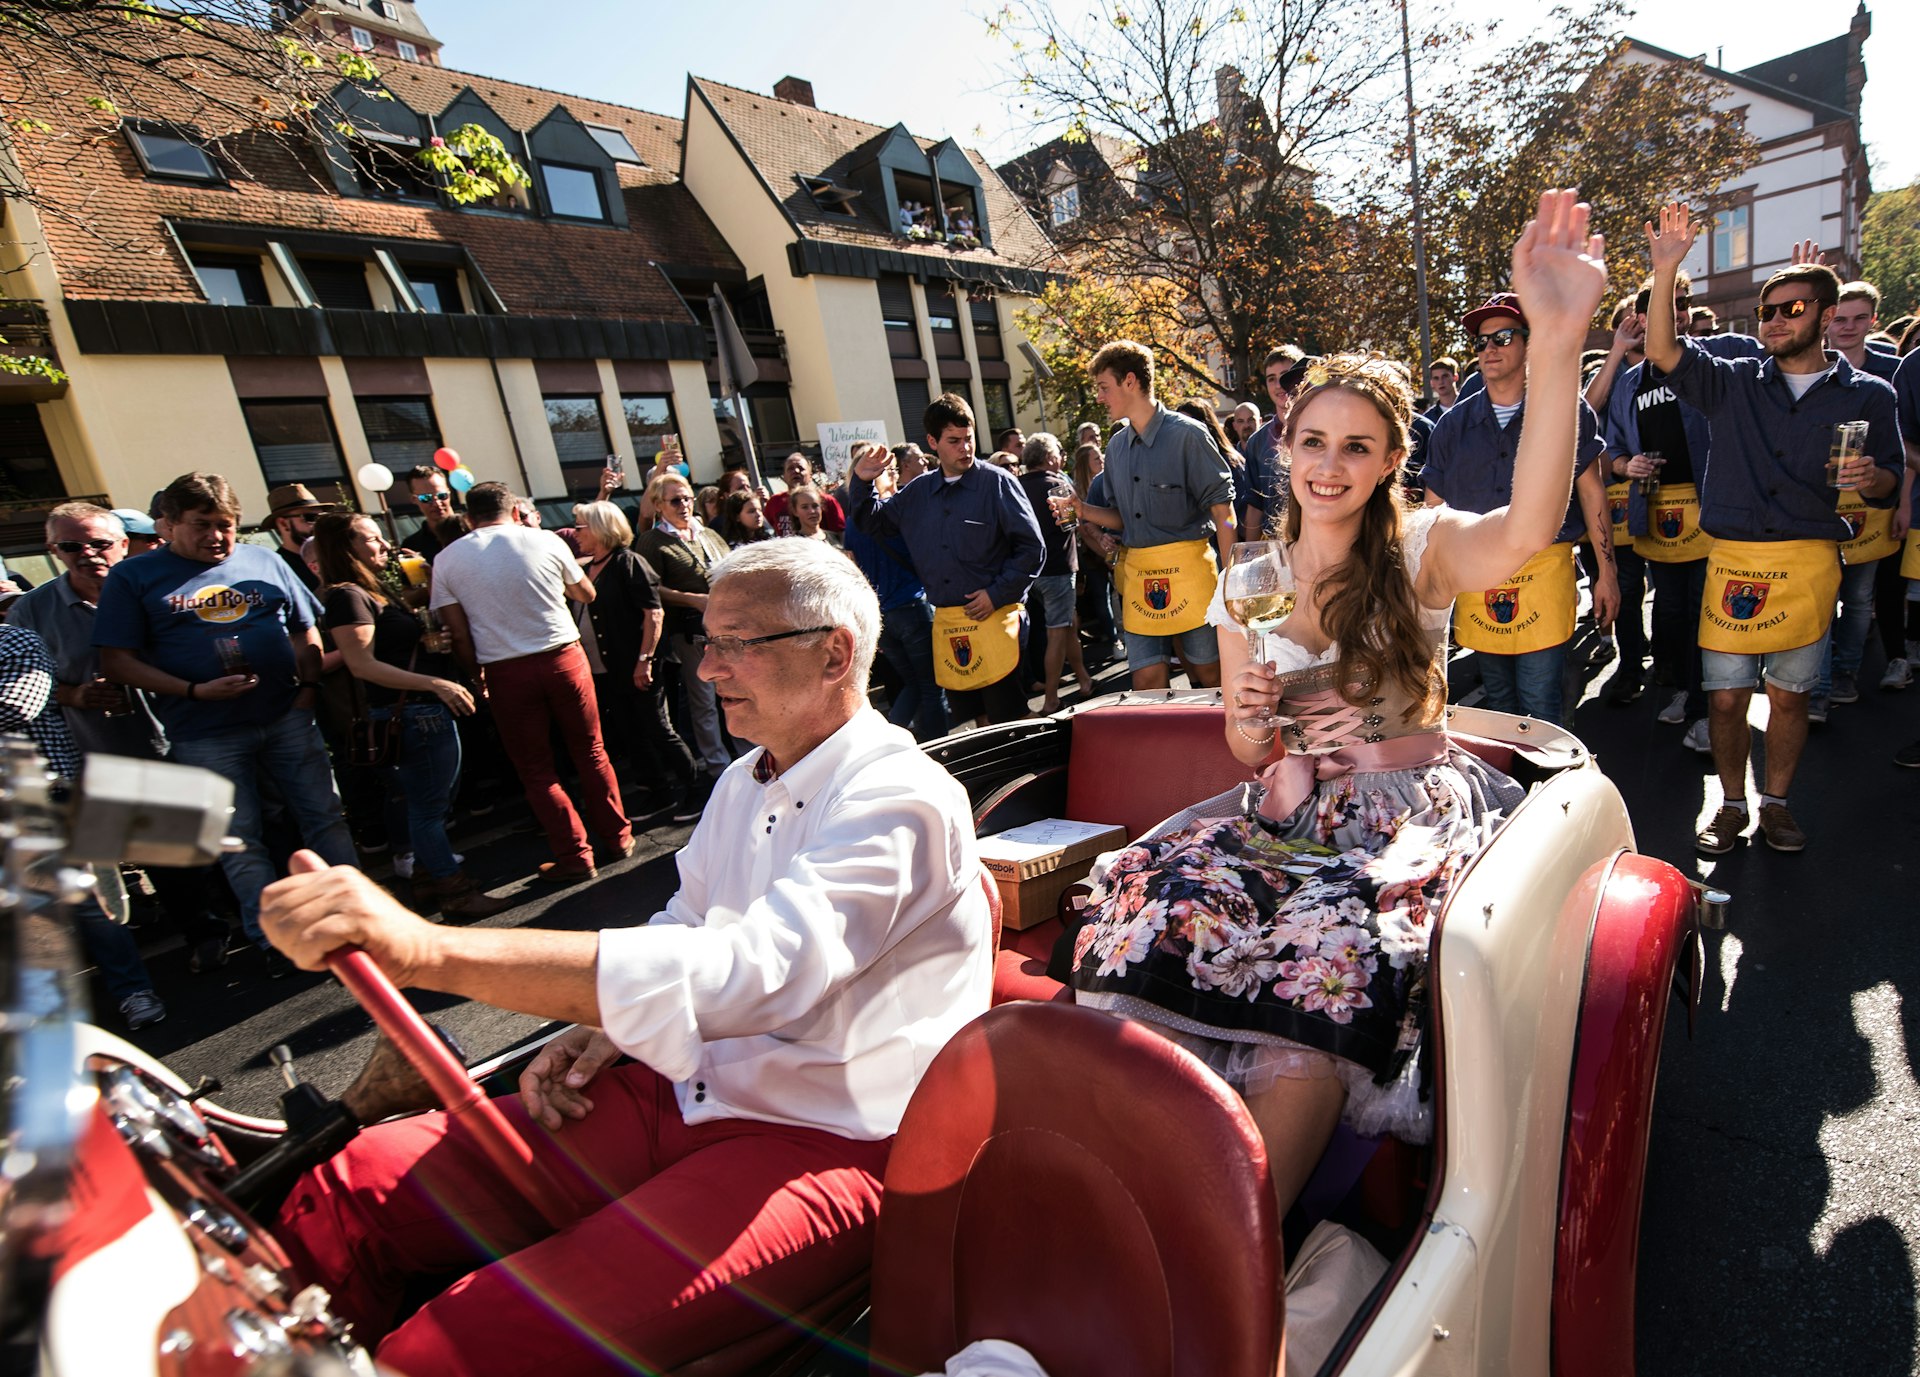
left=1033, top=574, right=1076, bottom=629
left=1700, top=637, right=1827, bottom=694
left=1123, top=620, right=1221, bottom=670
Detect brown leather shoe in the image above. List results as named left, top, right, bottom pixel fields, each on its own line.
left=1695, top=804, right=1747, bottom=855
left=602, top=835, right=639, bottom=863
left=435, top=871, right=518, bottom=920
left=1756, top=802, right=1806, bottom=853
left=410, top=874, right=443, bottom=914
left=535, top=859, right=597, bottom=885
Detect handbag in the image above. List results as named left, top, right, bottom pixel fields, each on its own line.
left=346, top=640, right=419, bottom=769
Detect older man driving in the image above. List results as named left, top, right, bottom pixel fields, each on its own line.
left=261, top=540, right=994, bottom=1376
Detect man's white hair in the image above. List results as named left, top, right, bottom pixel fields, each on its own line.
left=708, top=539, right=880, bottom=688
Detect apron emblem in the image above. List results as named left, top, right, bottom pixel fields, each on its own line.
left=1657, top=507, right=1683, bottom=539
left=1841, top=510, right=1865, bottom=538
left=1608, top=497, right=1628, bottom=527
left=1485, top=587, right=1520, bottom=624
left=1143, top=576, right=1171, bottom=611
left=1722, top=580, right=1770, bottom=622
left=949, top=634, right=972, bottom=667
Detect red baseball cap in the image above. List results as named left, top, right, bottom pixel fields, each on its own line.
left=1462, top=292, right=1529, bottom=336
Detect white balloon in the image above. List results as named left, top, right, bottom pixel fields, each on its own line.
left=357, top=463, right=395, bottom=492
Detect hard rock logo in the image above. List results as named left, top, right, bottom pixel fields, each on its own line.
left=1143, top=576, right=1171, bottom=611
left=166, top=584, right=262, bottom=623
left=1485, top=587, right=1520, bottom=624
left=1722, top=580, right=1769, bottom=622
left=949, top=634, right=972, bottom=668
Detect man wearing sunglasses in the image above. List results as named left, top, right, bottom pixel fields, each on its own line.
left=400, top=464, right=472, bottom=565
left=1591, top=273, right=1763, bottom=736
left=10, top=502, right=235, bottom=978
left=1642, top=202, right=1902, bottom=855
left=259, top=539, right=991, bottom=1375
left=1423, top=292, right=1619, bottom=726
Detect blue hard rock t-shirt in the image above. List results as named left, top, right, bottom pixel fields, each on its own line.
left=91, top=542, right=320, bottom=740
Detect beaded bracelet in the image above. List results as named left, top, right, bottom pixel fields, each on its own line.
left=1232, top=715, right=1277, bottom=746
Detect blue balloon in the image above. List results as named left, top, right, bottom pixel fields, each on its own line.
left=448, top=465, right=476, bottom=493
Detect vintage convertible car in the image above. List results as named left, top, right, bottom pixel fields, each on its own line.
left=1, top=691, right=1719, bottom=1376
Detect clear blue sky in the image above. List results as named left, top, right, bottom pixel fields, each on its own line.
left=425, top=0, right=1915, bottom=189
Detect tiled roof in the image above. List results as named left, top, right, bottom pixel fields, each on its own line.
left=690, top=77, right=1061, bottom=274
left=0, top=20, right=734, bottom=321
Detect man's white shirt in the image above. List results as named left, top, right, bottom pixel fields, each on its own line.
left=428, top=524, right=583, bottom=664
left=596, top=707, right=994, bottom=1139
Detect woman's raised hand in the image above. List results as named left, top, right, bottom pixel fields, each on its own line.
left=1644, top=200, right=1696, bottom=276
left=1510, top=188, right=1607, bottom=342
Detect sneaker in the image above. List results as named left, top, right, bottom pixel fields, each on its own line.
left=1806, top=694, right=1830, bottom=724
left=189, top=935, right=229, bottom=974
left=1894, top=739, right=1920, bottom=769
left=1682, top=719, right=1712, bottom=753
left=1757, top=802, right=1806, bottom=853
left=670, top=789, right=705, bottom=823
left=1831, top=672, right=1860, bottom=704
left=1657, top=691, right=1688, bottom=725
left=392, top=851, right=463, bottom=880
left=119, top=990, right=166, bottom=1030
left=1881, top=658, right=1912, bottom=690
left=1695, top=805, right=1747, bottom=854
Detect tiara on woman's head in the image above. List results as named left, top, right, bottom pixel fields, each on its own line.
left=1296, top=353, right=1415, bottom=419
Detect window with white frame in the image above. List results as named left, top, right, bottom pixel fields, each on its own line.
left=1049, top=184, right=1080, bottom=226
left=396, top=40, right=418, bottom=61
left=348, top=24, right=374, bottom=49
left=1711, top=206, right=1751, bottom=273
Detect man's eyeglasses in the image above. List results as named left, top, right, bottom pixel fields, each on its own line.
left=415, top=492, right=453, bottom=506
left=693, top=626, right=835, bottom=659
left=51, top=539, right=116, bottom=554
left=1471, top=327, right=1528, bottom=352
left=1756, top=298, right=1816, bottom=323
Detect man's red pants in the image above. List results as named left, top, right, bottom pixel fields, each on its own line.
left=483, top=643, right=631, bottom=868
left=275, top=1062, right=891, bottom=1377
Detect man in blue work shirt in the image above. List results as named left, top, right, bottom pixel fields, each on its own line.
left=93, top=471, right=356, bottom=975
left=842, top=442, right=949, bottom=741
left=850, top=393, right=1044, bottom=727
left=1423, top=293, right=1619, bottom=726
left=1593, top=274, right=1764, bottom=740
left=1076, top=340, right=1236, bottom=692
left=1643, top=203, right=1902, bottom=855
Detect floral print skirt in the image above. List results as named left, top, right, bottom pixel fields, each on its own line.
left=1069, top=745, right=1525, bottom=1142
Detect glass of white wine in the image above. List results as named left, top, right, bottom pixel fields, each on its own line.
left=1222, top=541, right=1296, bottom=721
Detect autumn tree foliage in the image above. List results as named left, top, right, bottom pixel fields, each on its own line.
left=1861, top=179, right=1920, bottom=323
left=991, top=0, right=1419, bottom=400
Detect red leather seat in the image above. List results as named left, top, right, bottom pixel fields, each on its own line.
left=869, top=1003, right=1283, bottom=1377
left=1064, top=703, right=1246, bottom=839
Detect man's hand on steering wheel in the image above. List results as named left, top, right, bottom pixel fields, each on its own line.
left=520, top=1026, right=623, bottom=1131
left=261, top=850, right=440, bottom=986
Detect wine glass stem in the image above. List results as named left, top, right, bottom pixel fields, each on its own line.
left=1246, top=626, right=1267, bottom=723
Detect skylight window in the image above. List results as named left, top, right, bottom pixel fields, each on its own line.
left=126, top=126, right=223, bottom=183
left=799, top=174, right=862, bottom=218
left=585, top=124, right=643, bottom=165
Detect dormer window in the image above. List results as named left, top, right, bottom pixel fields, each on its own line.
left=348, top=24, right=374, bottom=49
left=586, top=124, right=643, bottom=165
left=799, top=175, right=862, bottom=218
left=1050, top=184, right=1080, bottom=226
left=541, top=161, right=608, bottom=221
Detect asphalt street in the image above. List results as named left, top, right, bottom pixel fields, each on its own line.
left=88, top=628, right=1920, bottom=1376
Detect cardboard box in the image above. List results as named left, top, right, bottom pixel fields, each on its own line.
left=977, top=819, right=1129, bottom=931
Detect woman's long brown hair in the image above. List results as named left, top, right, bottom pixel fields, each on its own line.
left=312, top=512, right=388, bottom=605
left=1279, top=355, right=1441, bottom=720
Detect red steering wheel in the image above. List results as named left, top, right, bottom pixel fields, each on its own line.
left=327, top=948, right=575, bottom=1230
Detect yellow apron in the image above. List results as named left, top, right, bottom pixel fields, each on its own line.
left=1903, top=529, right=1920, bottom=580
left=1838, top=491, right=1899, bottom=565
left=1697, top=539, right=1841, bottom=655
left=1631, top=482, right=1712, bottom=564
left=932, top=604, right=1022, bottom=691
left=1116, top=539, right=1217, bottom=636
left=1454, top=542, right=1578, bottom=654
left=1604, top=481, right=1631, bottom=547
